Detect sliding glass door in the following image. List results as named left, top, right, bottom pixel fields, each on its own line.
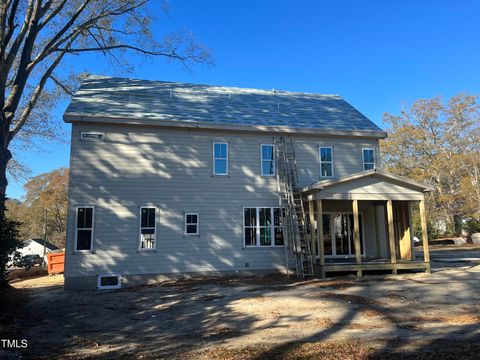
left=322, top=212, right=364, bottom=257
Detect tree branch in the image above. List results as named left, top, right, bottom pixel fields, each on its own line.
left=3, top=0, right=36, bottom=84
left=37, top=0, right=68, bottom=31
left=10, top=34, right=78, bottom=139
left=28, top=0, right=92, bottom=71
left=28, top=1, right=148, bottom=70
left=3, top=0, right=42, bottom=118
left=49, top=74, right=75, bottom=96
left=3, top=0, right=20, bottom=49
left=58, top=44, right=197, bottom=62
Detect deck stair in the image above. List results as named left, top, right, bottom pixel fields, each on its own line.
left=274, top=136, right=314, bottom=278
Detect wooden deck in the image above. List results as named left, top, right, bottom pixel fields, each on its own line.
left=314, top=260, right=430, bottom=277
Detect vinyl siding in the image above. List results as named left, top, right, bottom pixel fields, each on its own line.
left=65, top=123, right=381, bottom=277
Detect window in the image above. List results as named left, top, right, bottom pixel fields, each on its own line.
left=363, top=148, right=375, bottom=171
left=75, top=206, right=94, bottom=251
left=213, top=142, right=228, bottom=175
left=319, top=147, right=334, bottom=178
left=81, top=132, right=104, bottom=140
left=244, top=207, right=285, bottom=247
left=185, top=213, right=199, bottom=235
left=139, top=207, right=157, bottom=250
left=261, top=144, right=275, bottom=176
left=97, top=274, right=121, bottom=290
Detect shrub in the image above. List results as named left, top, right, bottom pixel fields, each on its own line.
left=464, top=218, right=480, bottom=236
left=0, top=215, right=22, bottom=287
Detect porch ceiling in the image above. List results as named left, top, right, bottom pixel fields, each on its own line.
left=302, top=169, right=433, bottom=201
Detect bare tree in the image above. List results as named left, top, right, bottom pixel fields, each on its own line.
left=0, top=0, right=211, bottom=217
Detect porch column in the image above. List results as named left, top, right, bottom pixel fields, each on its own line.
left=399, top=202, right=412, bottom=260
left=352, top=199, right=362, bottom=277
left=419, top=199, right=431, bottom=273
left=316, top=198, right=325, bottom=278
left=386, top=200, right=398, bottom=274
left=308, top=201, right=317, bottom=260
left=408, top=202, right=415, bottom=259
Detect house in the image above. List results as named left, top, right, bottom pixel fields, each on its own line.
left=18, top=238, right=59, bottom=262
left=63, top=75, right=433, bottom=290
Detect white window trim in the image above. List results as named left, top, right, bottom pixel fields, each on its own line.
left=138, top=206, right=158, bottom=251
left=74, top=206, right=95, bottom=252
left=319, top=146, right=334, bottom=178
left=243, top=206, right=285, bottom=248
left=213, top=142, right=229, bottom=176
left=184, top=212, right=200, bottom=235
left=80, top=131, right=104, bottom=140
left=260, top=144, right=276, bottom=177
left=97, top=274, right=122, bottom=290
left=362, top=147, right=376, bottom=171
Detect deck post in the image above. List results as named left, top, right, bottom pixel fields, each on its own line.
left=352, top=199, right=362, bottom=277
left=408, top=202, right=415, bottom=259
left=308, top=201, right=317, bottom=260
left=316, top=198, right=325, bottom=278
left=386, top=200, right=397, bottom=274
left=400, top=202, right=412, bottom=260
left=419, top=199, right=431, bottom=273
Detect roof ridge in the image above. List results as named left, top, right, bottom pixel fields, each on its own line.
left=84, top=74, right=342, bottom=98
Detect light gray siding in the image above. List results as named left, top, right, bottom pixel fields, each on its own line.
left=65, top=123, right=380, bottom=280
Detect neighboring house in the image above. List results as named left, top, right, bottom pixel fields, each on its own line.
left=63, top=75, right=433, bottom=290
left=18, top=238, right=59, bottom=262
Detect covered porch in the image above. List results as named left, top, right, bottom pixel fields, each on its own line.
left=302, top=169, right=434, bottom=278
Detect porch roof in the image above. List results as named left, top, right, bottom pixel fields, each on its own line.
left=302, top=169, right=434, bottom=201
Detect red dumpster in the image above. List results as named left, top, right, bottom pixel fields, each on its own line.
left=47, top=252, right=64, bottom=274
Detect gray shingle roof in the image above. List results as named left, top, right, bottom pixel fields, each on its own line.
left=64, top=75, right=385, bottom=135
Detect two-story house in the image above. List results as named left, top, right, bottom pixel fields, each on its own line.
left=63, top=75, right=432, bottom=290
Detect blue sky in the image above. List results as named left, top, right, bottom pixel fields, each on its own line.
left=7, top=0, right=480, bottom=199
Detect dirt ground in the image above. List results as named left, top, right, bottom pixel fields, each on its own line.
left=2, top=245, right=480, bottom=359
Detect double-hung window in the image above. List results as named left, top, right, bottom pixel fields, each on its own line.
left=139, top=207, right=157, bottom=250
left=244, top=207, right=285, bottom=247
left=319, top=147, right=334, bottom=178
left=261, top=144, right=275, bottom=176
left=363, top=148, right=375, bottom=171
left=185, top=213, right=199, bottom=235
left=213, top=142, right=228, bottom=175
left=75, top=206, right=94, bottom=251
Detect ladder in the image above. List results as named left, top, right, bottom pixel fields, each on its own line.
left=274, top=136, right=314, bottom=278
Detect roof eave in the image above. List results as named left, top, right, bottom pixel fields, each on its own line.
left=63, top=113, right=388, bottom=139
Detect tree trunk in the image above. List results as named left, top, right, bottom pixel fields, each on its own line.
left=453, top=214, right=463, bottom=236
left=0, top=147, right=12, bottom=217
